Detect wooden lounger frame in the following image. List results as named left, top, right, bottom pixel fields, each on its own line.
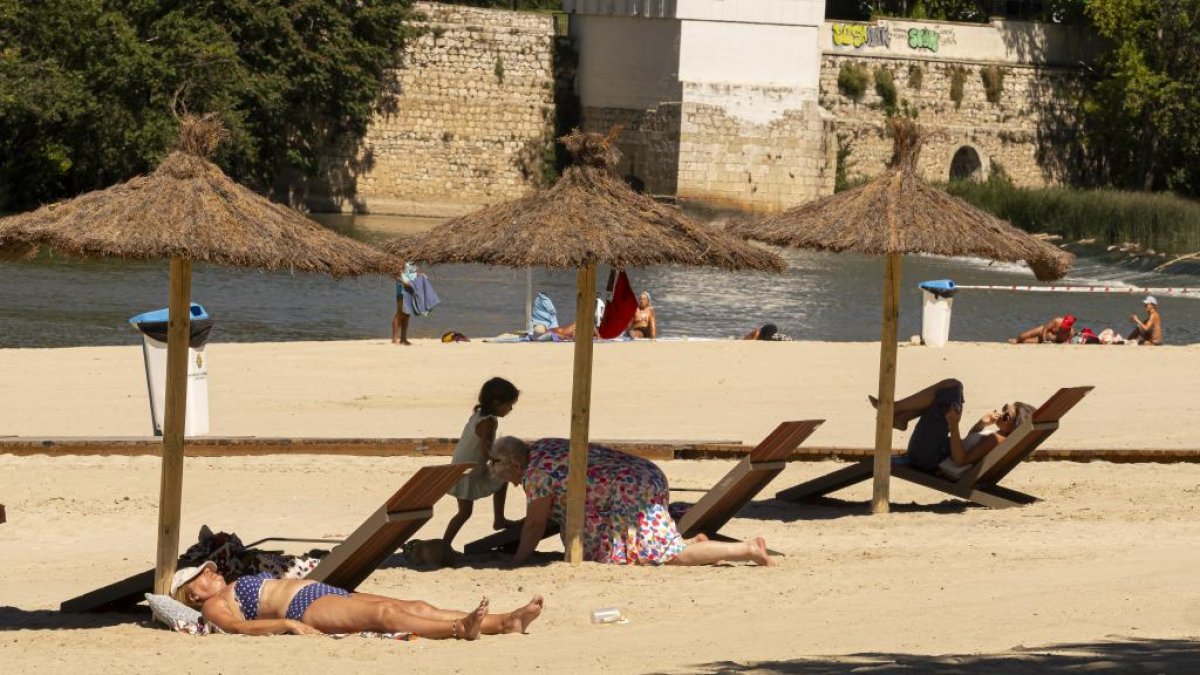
left=776, top=387, right=1093, bottom=509
left=60, top=464, right=469, bottom=612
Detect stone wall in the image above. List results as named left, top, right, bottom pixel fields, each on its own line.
left=312, top=2, right=556, bottom=215
left=820, top=53, right=1085, bottom=188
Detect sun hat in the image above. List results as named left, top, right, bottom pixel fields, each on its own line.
left=1143, top=295, right=1157, bottom=306
left=170, top=560, right=216, bottom=596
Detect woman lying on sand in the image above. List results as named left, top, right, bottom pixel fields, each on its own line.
left=489, top=436, right=775, bottom=567
left=173, top=561, right=542, bottom=639
left=870, top=378, right=1034, bottom=472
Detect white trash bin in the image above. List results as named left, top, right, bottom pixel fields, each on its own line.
left=129, top=304, right=212, bottom=436
left=918, top=280, right=957, bottom=348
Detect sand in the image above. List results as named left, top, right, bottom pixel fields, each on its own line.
left=2, top=339, right=1199, bottom=673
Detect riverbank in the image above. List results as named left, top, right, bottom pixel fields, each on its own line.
left=1, top=339, right=1197, bottom=448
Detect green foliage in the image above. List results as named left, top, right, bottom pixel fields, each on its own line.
left=874, top=67, right=898, bottom=114
left=943, top=179, right=1200, bottom=255
left=907, top=65, right=924, bottom=91
left=949, top=66, right=967, bottom=109
left=826, top=0, right=1088, bottom=23
left=837, top=62, right=870, bottom=103
left=0, top=0, right=418, bottom=212
left=1080, top=0, right=1200, bottom=195
left=441, top=1, right=562, bottom=9
left=980, top=65, right=1005, bottom=104
left=835, top=138, right=854, bottom=193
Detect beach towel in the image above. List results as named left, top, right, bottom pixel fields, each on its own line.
left=402, top=274, right=441, bottom=316
left=598, top=270, right=637, bottom=339
left=530, top=292, right=559, bottom=333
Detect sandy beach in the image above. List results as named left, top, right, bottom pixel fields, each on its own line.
left=2, top=339, right=1199, bottom=673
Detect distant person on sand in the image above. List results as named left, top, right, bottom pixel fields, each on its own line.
left=489, top=436, right=776, bottom=567
left=173, top=560, right=541, bottom=639
left=870, top=378, right=1035, bottom=472
left=442, top=378, right=521, bottom=548
left=627, top=292, right=658, bottom=339
left=392, top=262, right=440, bottom=346
left=1128, top=296, right=1163, bottom=345
left=1008, top=314, right=1076, bottom=344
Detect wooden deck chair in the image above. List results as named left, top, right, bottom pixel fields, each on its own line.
left=306, top=463, right=470, bottom=590
left=775, top=387, right=1093, bottom=509
left=61, top=464, right=469, bottom=612
left=463, top=421, right=823, bottom=555
left=676, top=420, right=822, bottom=540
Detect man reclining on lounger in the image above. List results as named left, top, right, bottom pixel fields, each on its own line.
left=173, top=561, right=542, bottom=639
left=870, top=379, right=1035, bottom=472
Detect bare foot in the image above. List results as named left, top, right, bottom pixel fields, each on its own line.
left=391, top=338, right=400, bottom=345
left=501, top=595, right=544, bottom=634
left=869, top=395, right=910, bottom=431
left=749, top=537, right=776, bottom=567
left=457, top=597, right=488, bottom=640
left=400, top=339, right=412, bottom=346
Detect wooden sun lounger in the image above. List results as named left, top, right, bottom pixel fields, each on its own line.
left=306, top=463, right=470, bottom=590
left=463, top=421, right=823, bottom=555
left=61, top=464, right=469, bottom=612
left=775, top=387, right=1093, bottom=509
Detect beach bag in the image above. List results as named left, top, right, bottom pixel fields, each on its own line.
left=441, top=331, right=470, bottom=343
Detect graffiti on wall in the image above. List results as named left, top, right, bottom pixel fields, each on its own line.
left=831, top=23, right=891, bottom=49
left=830, top=22, right=956, bottom=54
left=908, top=27, right=939, bottom=52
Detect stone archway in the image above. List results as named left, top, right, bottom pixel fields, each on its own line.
left=949, top=145, right=987, bottom=182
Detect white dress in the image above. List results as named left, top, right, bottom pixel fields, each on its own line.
left=446, top=410, right=508, bottom=500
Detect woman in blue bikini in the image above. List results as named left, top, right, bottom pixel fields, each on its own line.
left=172, top=561, right=542, bottom=639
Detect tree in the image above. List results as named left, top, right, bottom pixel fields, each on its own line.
left=0, top=0, right=417, bottom=212
left=1082, top=0, right=1200, bottom=193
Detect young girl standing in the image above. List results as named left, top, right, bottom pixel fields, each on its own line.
left=442, top=377, right=520, bottom=547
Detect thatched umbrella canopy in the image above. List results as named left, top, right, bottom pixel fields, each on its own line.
left=387, top=128, right=784, bottom=565
left=729, top=118, right=1073, bottom=513
left=0, top=114, right=402, bottom=595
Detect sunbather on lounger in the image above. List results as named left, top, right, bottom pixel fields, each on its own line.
left=173, top=561, right=542, bottom=639
left=870, top=379, right=1034, bottom=472
left=489, top=436, right=775, bottom=567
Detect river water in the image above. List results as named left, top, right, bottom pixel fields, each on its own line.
left=1, top=214, right=1197, bottom=348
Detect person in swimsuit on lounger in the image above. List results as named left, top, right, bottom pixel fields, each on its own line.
left=870, top=379, right=1035, bottom=472
left=1009, top=314, right=1076, bottom=344
left=173, top=561, right=542, bottom=639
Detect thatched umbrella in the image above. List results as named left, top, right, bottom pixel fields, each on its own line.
left=0, top=114, right=401, bottom=594
left=729, top=119, right=1072, bottom=514
left=387, top=129, right=785, bottom=564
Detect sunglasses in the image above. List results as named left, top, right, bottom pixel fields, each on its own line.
left=999, top=406, right=1013, bottom=422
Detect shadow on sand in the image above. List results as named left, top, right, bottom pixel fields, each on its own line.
left=0, top=605, right=148, bottom=631
left=725, top=496, right=973, bottom=524
left=647, top=638, right=1200, bottom=674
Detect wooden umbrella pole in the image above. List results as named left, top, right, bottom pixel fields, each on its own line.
left=154, top=257, right=192, bottom=594
left=872, top=253, right=901, bottom=514
left=565, top=264, right=597, bottom=565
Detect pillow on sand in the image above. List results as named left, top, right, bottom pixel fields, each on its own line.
left=144, top=593, right=203, bottom=633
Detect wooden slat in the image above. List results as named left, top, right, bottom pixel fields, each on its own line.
left=1032, top=386, right=1094, bottom=423
left=776, top=460, right=873, bottom=501
left=308, top=463, right=470, bottom=590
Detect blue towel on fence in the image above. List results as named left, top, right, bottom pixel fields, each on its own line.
left=402, top=274, right=441, bottom=316
left=529, top=292, right=559, bottom=333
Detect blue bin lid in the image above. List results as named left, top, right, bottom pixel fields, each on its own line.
left=129, top=303, right=210, bottom=325
left=917, top=279, right=956, bottom=297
